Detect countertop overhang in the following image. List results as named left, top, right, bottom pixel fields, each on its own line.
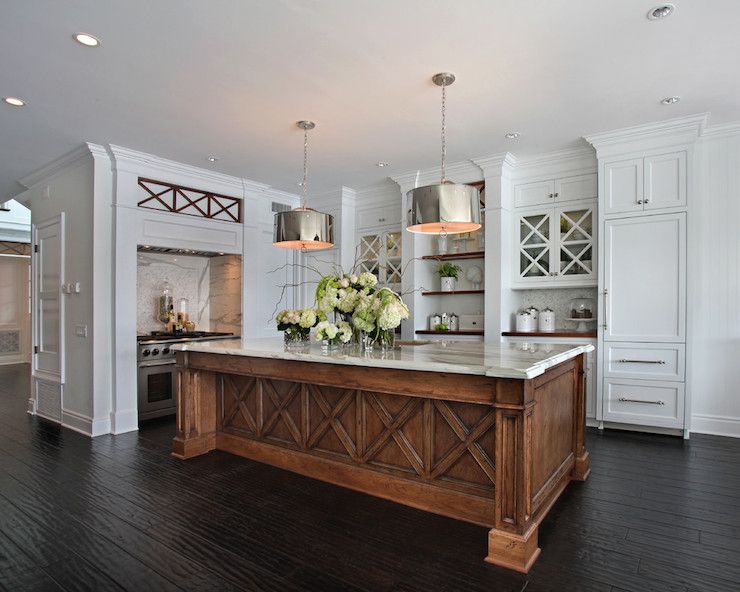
left=171, top=337, right=593, bottom=380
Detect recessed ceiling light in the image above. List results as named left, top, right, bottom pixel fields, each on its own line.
left=376, top=162, right=390, bottom=168
left=661, top=96, right=681, bottom=105
left=74, top=33, right=100, bottom=47
left=207, top=156, right=218, bottom=163
left=505, top=132, right=520, bottom=139
left=3, top=97, right=26, bottom=107
left=647, top=4, right=675, bottom=20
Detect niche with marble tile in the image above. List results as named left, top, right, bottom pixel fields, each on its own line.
left=136, top=252, right=242, bottom=335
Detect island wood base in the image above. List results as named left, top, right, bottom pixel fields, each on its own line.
left=173, top=351, right=590, bottom=572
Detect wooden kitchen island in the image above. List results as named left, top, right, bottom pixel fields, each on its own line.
left=171, top=338, right=592, bottom=572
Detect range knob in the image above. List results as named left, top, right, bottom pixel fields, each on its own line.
left=162, top=347, right=170, bottom=355
left=151, top=348, right=160, bottom=356
left=142, top=349, right=151, bottom=357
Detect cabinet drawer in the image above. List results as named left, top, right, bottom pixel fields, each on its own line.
left=603, top=378, right=684, bottom=428
left=357, top=204, right=400, bottom=230
left=604, top=343, right=684, bottom=381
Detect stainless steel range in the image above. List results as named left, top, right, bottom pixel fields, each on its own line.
left=137, top=331, right=238, bottom=420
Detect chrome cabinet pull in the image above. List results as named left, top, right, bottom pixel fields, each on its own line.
left=637, top=199, right=644, bottom=205
left=548, top=193, right=553, bottom=198
left=618, top=397, right=665, bottom=406
left=601, top=289, right=608, bottom=330
left=554, top=192, right=559, bottom=198
left=644, top=198, right=650, bottom=204
left=616, top=359, right=666, bottom=365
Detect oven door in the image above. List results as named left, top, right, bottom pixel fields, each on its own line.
left=138, top=361, right=177, bottom=420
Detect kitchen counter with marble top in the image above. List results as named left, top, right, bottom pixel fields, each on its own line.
left=171, top=337, right=593, bottom=380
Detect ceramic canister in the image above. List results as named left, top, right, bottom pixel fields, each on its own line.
left=539, top=307, right=556, bottom=332
left=515, top=311, right=536, bottom=332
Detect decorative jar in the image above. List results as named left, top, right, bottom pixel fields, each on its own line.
left=284, top=328, right=310, bottom=350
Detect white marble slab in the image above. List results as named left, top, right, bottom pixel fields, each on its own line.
left=172, top=337, right=594, bottom=380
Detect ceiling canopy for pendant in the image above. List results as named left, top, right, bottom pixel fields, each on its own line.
left=406, top=73, right=481, bottom=235
left=273, top=121, right=334, bottom=251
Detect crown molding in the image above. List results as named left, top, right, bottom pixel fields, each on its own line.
left=340, top=186, right=358, bottom=208
left=700, top=120, right=740, bottom=140
left=391, top=159, right=483, bottom=190
left=512, top=146, right=594, bottom=168
left=107, top=144, right=271, bottom=194
left=471, top=152, right=517, bottom=174
left=584, top=113, right=709, bottom=151
left=261, top=186, right=301, bottom=206
left=18, top=143, right=106, bottom=189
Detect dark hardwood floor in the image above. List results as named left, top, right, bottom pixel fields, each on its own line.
left=1, top=364, right=739, bottom=592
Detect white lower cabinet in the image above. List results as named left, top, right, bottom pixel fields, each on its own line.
left=602, top=378, right=684, bottom=429
left=603, top=342, right=685, bottom=382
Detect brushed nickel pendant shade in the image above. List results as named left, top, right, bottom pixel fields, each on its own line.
left=273, top=121, right=334, bottom=251
left=406, top=73, right=481, bottom=234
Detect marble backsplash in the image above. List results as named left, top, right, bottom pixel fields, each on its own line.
left=509, top=288, right=598, bottom=331
left=209, top=255, right=242, bottom=335
left=137, top=252, right=211, bottom=334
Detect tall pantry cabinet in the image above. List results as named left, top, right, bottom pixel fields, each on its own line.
left=586, top=115, right=705, bottom=437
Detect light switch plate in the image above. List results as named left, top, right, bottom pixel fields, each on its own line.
left=75, top=325, right=88, bottom=338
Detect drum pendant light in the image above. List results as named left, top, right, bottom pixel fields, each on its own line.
left=273, top=121, right=334, bottom=250
left=406, top=73, right=481, bottom=234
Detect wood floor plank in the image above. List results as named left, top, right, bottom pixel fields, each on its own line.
left=1, top=364, right=740, bottom=592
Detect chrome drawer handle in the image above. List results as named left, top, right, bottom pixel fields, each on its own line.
left=616, top=359, right=666, bottom=365
left=618, top=397, right=665, bottom=406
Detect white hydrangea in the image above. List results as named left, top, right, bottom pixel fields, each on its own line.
left=377, top=299, right=410, bottom=330
left=315, top=320, right=339, bottom=341
left=299, top=308, right=317, bottom=329
left=337, top=321, right=353, bottom=343
left=357, top=272, right=378, bottom=288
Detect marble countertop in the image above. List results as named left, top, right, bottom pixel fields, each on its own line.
left=171, top=337, right=593, bottom=380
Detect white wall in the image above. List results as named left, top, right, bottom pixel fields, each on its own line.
left=0, top=256, right=30, bottom=364
left=16, top=147, right=112, bottom=435
left=689, top=127, right=740, bottom=437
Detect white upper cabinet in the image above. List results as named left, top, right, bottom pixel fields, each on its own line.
left=513, top=200, right=596, bottom=287
left=514, top=180, right=555, bottom=208
left=603, top=151, right=686, bottom=216
left=644, top=151, right=686, bottom=211
left=603, top=158, right=643, bottom=214
left=357, top=203, right=401, bottom=231
left=602, top=212, right=686, bottom=342
left=514, top=173, right=596, bottom=208
left=357, top=230, right=402, bottom=288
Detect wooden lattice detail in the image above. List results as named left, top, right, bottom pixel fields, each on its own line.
left=137, top=177, right=242, bottom=223
left=0, top=241, right=31, bottom=256
left=220, top=375, right=496, bottom=495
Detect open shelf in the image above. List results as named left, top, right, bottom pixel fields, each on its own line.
left=502, top=330, right=597, bottom=338
left=421, top=250, right=485, bottom=261
left=416, top=330, right=484, bottom=336
left=421, top=290, right=484, bottom=296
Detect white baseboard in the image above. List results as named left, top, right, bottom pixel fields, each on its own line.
left=110, top=408, right=139, bottom=434
left=690, top=414, right=740, bottom=438
left=27, top=397, right=36, bottom=414
left=61, top=408, right=112, bottom=437
left=600, top=421, right=684, bottom=438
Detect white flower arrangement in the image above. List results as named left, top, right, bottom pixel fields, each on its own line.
left=277, top=307, right=318, bottom=336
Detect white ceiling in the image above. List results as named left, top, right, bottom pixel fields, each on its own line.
left=2, top=0, right=739, bottom=199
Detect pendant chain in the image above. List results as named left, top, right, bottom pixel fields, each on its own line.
left=302, top=127, right=309, bottom=209
left=440, top=82, right=447, bottom=183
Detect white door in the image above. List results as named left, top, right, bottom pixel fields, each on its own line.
left=33, top=214, right=65, bottom=380
left=603, top=213, right=686, bottom=342
left=555, top=202, right=596, bottom=282
left=514, top=208, right=554, bottom=283
left=603, top=158, right=644, bottom=215
left=644, top=151, right=686, bottom=211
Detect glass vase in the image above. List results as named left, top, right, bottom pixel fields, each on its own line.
left=321, top=339, right=340, bottom=354
left=360, top=331, right=375, bottom=353
left=284, top=328, right=310, bottom=351
left=378, top=329, right=395, bottom=352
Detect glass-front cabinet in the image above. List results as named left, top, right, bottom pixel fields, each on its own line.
left=513, top=200, right=596, bottom=287
left=358, top=230, right=402, bottom=288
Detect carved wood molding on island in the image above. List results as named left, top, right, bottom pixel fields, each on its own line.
left=173, top=350, right=590, bottom=573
